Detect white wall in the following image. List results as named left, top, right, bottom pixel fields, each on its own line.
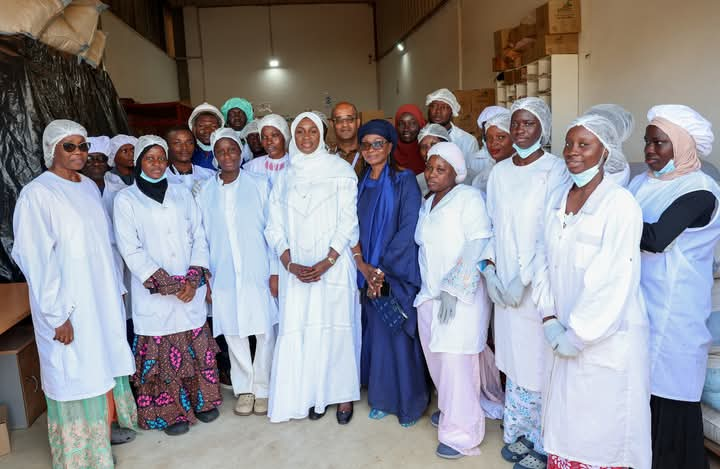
left=379, top=0, right=720, bottom=164
left=185, top=4, right=377, bottom=117
left=100, top=12, right=180, bottom=103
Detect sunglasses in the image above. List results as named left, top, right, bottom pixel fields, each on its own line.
left=359, top=140, right=388, bottom=151
left=62, top=141, right=91, bottom=153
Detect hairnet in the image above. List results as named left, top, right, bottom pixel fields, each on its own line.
left=86, top=135, right=110, bottom=156
left=647, top=104, right=713, bottom=156
left=484, top=109, right=512, bottom=135
left=358, top=119, right=398, bottom=156
left=210, top=127, right=242, bottom=151
left=477, top=105, right=507, bottom=128
left=220, top=97, right=253, bottom=123
left=425, top=88, right=461, bottom=117
left=258, top=114, right=291, bottom=145
left=510, top=97, right=552, bottom=144
left=290, top=111, right=327, bottom=155
left=427, top=141, right=466, bottom=183
left=240, top=120, right=259, bottom=139
left=417, top=123, right=450, bottom=143
left=133, top=135, right=168, bottom=164
left=42, top=119, right=88, bottom=168
left=188, top=102, right=225, bottom=130
left=586, top=104, right=635, bottom=143
left=568, top=114, right=626, bottom=174
left=108, top=135, right=138, bottom=167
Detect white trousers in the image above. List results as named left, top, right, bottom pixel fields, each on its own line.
left=226, top=328, right=276, bottom=398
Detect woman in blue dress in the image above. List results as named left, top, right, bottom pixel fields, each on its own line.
left=351, top=119, right=429, bottom=426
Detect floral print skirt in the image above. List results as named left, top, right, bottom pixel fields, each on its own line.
left=46, top=393, right=112, bottom=469
left=131, top=322, right=223, bottom=430
left=548, top=454, right=624, bottom=469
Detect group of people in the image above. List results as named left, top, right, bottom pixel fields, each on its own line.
left=10, top=88, right=720, bottom=469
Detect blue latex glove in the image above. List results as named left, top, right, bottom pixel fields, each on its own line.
left=542, top=318, right=565, bottom=346
left=552, top=331, right=581, bottom=357
left=479, top=264, right=507, bottom=307
left=504, top=275, right=525, bottom=307
left=438, top=291, right=458, bottom=324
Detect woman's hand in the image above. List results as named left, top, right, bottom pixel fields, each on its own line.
left=358, top=261, right=384, bottom=296
left=269, top=275, right=279, bottom=297
left=54, top=319, right=74, bottom=345
left=288, top=263, right=317, bottom=283
left=176, top=282, right=197, bottom=303
left=205, top=282, right=213, bottom=304
left=306, top=259, right=333, bottom=281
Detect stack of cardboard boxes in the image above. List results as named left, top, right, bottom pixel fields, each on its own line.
left=453, top=88, right=497, bottom=136
left=493, top=0, right=581, bottom=71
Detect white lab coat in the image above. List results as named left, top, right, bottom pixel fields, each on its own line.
left=629, top=170, right=720, bottom=401
left=606, top=163, right=630, bottom=187
left=264, top=152, right=360, bottom=421
left=539, top=178, right=651, bottom=469
left=12, top=173, right=134, bottom=402
left=165, top=164, right=215, bottom=191
left=197, top=172, right=278, bottom=338
left=102, top=170, right=131, bottom=219
left=466, top=146, right=495, bottom=194
left=449, top=123, right=480, bottom=160
left=243, top=153, right=290, bottom=188
left=485, top=153, right=570, bottom=392
left=414, top=184, right=493, bottom=354
left=113, top=183, right=210, bottom=336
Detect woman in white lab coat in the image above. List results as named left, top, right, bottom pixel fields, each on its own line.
left=197, top=128, right=278, bottom=418
left=537, top=115, right=650, bottom=469
left=114, top=135, right=222, bottom=436
left=628, top=105, right=720, bottom=469
left=415, top=142, right=500, bottom=459
left=12, top=120, right=135, bottom=468
left=264, top=112, right=361, bottom=424
left=480, top=97, right=570, bottom=469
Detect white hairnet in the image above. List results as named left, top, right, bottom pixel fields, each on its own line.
left=109, top=135, right=138, bottom=167
left=42, top=119, right=88, bottom=168
left=417, top=123, right=451, bottom=143
left=568, top=114, right=626, bottom=174
left=133, top=135, right=168, bottom=164
left=647, top=104, right=714, bottom=156
left=586, top=104, right=635, bottom=143
left=484, top=109, right=512, bottom=135
left=188, top=102, right=225, bottom=130
left=477, top=105, right=507, bottom=128
left=258, top=114, right=291, bottom=144
left=87, top=136, right=110, bottom=156
left=425, top=88, right=461, bottom=117
left=240, top=120, right=259, bottom=139
left=210, top=127, right=242, bottom=151
left=291, top=111, right=327, bottom=155
left=510, top=97, right=552, bottom=145
left=427, top=141, right=466, bottom=183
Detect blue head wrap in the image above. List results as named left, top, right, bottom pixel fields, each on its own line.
left=358, top=119, right=398, bottom=159
left=220, top=97, right=254, bottom=123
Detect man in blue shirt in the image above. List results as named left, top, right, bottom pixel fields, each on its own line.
left=188, top=102, right=224, bottom=169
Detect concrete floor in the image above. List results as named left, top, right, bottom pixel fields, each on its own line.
left=3, top=387, right=720, bottom=468
left=0, top=388, right=511, bottom=469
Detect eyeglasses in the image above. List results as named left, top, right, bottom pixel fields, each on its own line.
left=332, top=116, right=357, bottom=125
left=360, top=140, right=388, bottom=151
left=87, top=154, right=108, bottom=163
left=62, top=141, right=91, bottom=153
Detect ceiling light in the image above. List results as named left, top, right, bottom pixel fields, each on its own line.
left=396, top=42, right=405, bottom=52
left=268, top=58, right=279, bottom=68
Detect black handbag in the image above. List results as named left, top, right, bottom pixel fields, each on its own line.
left=367, top=284, right=408, bottom=332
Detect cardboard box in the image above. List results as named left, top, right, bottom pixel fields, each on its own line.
left=509, top=23, right=537, bottom=44
left=522, top=33, right=578, bottom=63
left=492, top=56, right=505, bottom=72
left=0, top=405, right=9, bottom=457
left=470, top=89, right=496, bottom=115
left=455, top=116, right=478, bottom=134
left=453, top=90, right=474, bottom=120
left=359, top=110, right=385, bottom=124
left=494, top=28, right=512, bottom=57
left=536, top=0, right=581, bottom=35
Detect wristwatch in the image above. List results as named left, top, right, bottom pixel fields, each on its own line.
left=327, top=256, right=336, bottom=266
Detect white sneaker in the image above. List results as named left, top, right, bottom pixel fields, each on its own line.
left=234, top=393, right=254, bottom=416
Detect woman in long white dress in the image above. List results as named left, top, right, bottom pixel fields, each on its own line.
left=265, top=111, right=361, bottom=424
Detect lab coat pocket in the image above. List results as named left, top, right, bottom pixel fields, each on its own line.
left=582, top=331, right=629, bottom=371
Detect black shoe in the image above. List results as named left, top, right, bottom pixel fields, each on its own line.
left=308, top=407, right=325, bottom=420
left=336, top=403, right=353, bottom=425
left=196, top=408, right=220, bottom=423
left=163, top=421, right=189, bottom=436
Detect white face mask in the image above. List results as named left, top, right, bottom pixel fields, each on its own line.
left=569, top=151, right=607, bottom=188
left=513, top=138, right=542, bottom=159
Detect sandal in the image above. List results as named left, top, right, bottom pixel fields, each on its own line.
left=501, top=436, right=533, bottom=462
left=110, top=424, right=136, bottom=445
left=513, top=450, right=547, bottom=469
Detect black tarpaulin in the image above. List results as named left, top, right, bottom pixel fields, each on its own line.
left=0, top=35, right=129, bottom=282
